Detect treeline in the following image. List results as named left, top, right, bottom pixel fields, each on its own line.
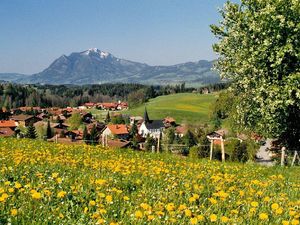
left=0, top=82, right=229, bottom=109
left=128, top=82, right=230, bottom=107
left=0, top=83, right=146, bottom=109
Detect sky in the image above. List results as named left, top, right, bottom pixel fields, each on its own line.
left=0, top=0, right=230, bottom=74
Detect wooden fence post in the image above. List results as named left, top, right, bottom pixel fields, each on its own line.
left=221, top=137, right=225, bottom=162
left=281, top=147, right=286, bottom=166
left=210, top=140, right=213, bottom=161
left=291, top=151, right=299, bottom=166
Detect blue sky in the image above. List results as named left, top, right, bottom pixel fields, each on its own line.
left=0, top=0, right=230, bottom=74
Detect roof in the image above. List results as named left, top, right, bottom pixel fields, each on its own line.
left=107, top=124, right=129, bottom=135
left=101, top=103, right=118, bottom=108
left=10, top=115, right=34, bottom=121
left=0, top=120, right=17, bottom=128
left=0, top=127, right=14, bottom=137
left=164, top=117, right=176, bottom=124
left=84, top=102, right=95, bottom=107
left=19, top=107, right=41, bottom=111
left=144, top=107, right=150, bottom=123
left=144, top=120, right=164, bottom=130
left=175, top=125, right=187, bottom=134
left=107, top=139, right=130, bottom=148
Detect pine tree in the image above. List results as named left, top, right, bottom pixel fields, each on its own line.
left=183, top=130, right=197, bottom=147
left=82, top=125, right=90, bottom=144
left=89, top=125, right=99, bottom=145
left=26, top=124, right=37, bottom=139
left=129, top=122, right=138, bottom=138
left=46, top=120, right=52, bottom=139
left=105, top=111, right=111, bottom=124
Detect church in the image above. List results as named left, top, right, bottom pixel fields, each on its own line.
left=138, top=108, right=165, bottom=139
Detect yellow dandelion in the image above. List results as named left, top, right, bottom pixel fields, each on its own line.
left=147, top=215, right=155, bottom=221
left=210, top=214, right=217, bottom=222
left=57, top=191, right=67, bottom=198
left=190, top=217, right=198, bottom=225
left=259, top=213, right=268, bottom=220
left=14, top=182, right=22, bottom=189
left=11, top=208, right=18, bottom=216
left=52, top=172, right=59, bottom=178
left=185, top=209, right=192, bottom=217
left=221, top=216, right=229, bottom=223
left=89, top=200, right=96, bottom=206
left=271, top=203, right=279, bottom=211
left=96, top=218, right=105, bottom=224
left=197, top=215, right=204, bottom=221
left=251, top=201, right=259, bottom=207
left=106, top=195, right=113, bottom=203
left=32, top=191, right=42, bottom=200
left=275, top=208, right=283, bottom=215
left=135, top=210, right=143, bottom=219
left=166, top=203, right=175, bottom=211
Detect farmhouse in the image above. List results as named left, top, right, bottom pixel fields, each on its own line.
left=10, top=115, right=42, bottom=127
left=138, top=108, right=164, bottom=138
left=0, top=120, right=17, bottom=130
left=102, top=124, right=129, bottom=140
left=0, top=127, right=15, bottom=137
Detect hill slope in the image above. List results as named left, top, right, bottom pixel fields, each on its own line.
left=16, top=48, right=220, bottom=86
left=0, top=138, right=299, bottom=224
left=0, top=73, right=28, bottom=82
left=127, top=93, right=217, bottom=124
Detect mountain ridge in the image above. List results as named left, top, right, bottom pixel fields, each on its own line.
left=2, top=48, right=221, bottom=86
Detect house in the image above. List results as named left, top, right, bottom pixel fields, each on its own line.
left=130, top=116, right=143, bottom=125
left=175, top=125, right=188, bottom=138
left=81, top=112, right=93, bottom=123
left=36, top=113, right=49, bottom=120
left=0, top=127, right=15, bottom=138
left=87, top=122, right=106, bottom=132
left=18, top=106, right=42, bottom=112
left=0, top=120, right=17, bottom=130
left=138, top=108, right=164, bottom=138
left=10, top=115, right=42, bottom=127
left=102, top=124, right=129, bottom=140
left=163, top=117, right=176, bottom=128
left=206, top=129, right=228, bottom=145
left=84, top=102, right=95, bottom=108
left=117, top=102, right=128, bottom=110
left=99, top=103, right=118, bottom=111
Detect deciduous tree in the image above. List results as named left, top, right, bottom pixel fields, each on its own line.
left=211, top=0, right=300, bottom=148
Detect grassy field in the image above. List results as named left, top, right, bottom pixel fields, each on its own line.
left=0, top=138, right=299, bottom=224
left=127, top=93, right=217, bottom=124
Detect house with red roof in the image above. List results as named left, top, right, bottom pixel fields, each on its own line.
left=102, top=124, right=129, bottom=140
left=0, top=127, right=15, bottom=138
left=0, top=120, right=17, bottom=130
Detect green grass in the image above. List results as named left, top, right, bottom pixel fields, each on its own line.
left=127, top=93, right=217, bottom=124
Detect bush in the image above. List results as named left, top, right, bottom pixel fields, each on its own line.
left=198, top=137, right=210, bottom=158
left=189, top=146, right=199, bottom=158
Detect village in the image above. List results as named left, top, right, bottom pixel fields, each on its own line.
left=0, top=101, right=193, bottom=151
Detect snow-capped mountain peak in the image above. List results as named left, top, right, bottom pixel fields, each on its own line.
left=82, top=48, right=110, bottom=58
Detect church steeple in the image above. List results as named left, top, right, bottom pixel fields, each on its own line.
left=144, top=106, right=150, bottom=123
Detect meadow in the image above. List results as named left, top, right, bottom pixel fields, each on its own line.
left=0, top=138, right=299, bottom=224
left=127, top=93, right=217, bottom=124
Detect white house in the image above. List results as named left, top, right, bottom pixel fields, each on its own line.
left=138, top=108, right=164, bottom=139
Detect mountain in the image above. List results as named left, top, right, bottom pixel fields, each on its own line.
left=15, top=48, right=221, bottom=86
left=0, top=73, right=28, bottom=82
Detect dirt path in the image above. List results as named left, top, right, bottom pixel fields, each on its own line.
left=256, top=139, right=274, bottom=166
